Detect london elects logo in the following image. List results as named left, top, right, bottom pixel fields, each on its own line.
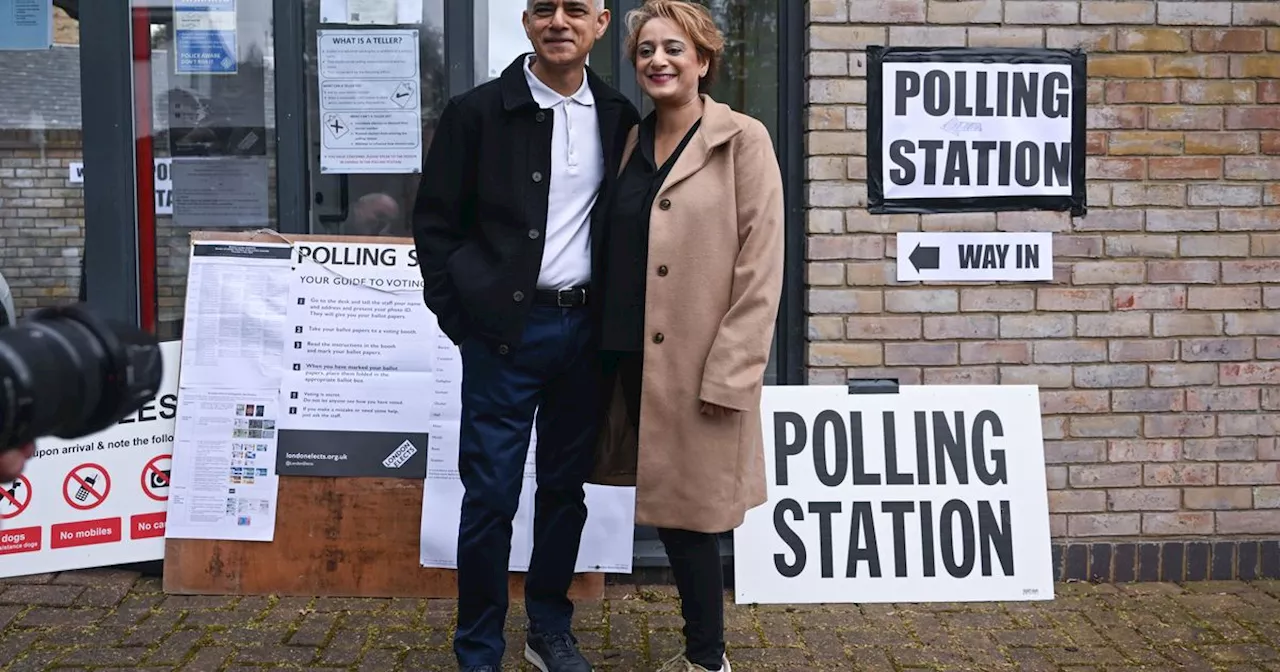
left=382, top=440, right=418, bottom=469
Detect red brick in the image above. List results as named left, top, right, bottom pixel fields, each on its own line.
left=1109, top=340, right=1179, bottom=363
left=1114, top=286, right=1186, bottom=311
left=1184, top=487, right=1253, bottom=510
left=1227, top=107, right=1280, bottom=129
left=1182, top=338, right=1255, bottom=361
left=1105, top=80, right=1179, bottom=104
left=1154, top=55, right=1229, bottom=78
left=1261, top=81, right=1280, bottom=104
left=1233, top=54, right=1280, bottom=78
left=1221, top=208, right=1280, bottom=231
left=1108, top=131, right=1185, bottom=155
left=1110, top=488, right=1181, bottom=511
left=1154, top=315, right=1223, bottom=338
left=1185, top=437, right=1259, bottom=460
left=1087, top=157, right=1144, bottom=179
left=1225, top=314, right=1280, bottom=335
left=1218, top=511, right=1280, bottom=534
left=1037, top=288, right=1111, bottom=312
left=1145, top=414, right=1216, bottom=438
left=1263, top=132, right=1280, bottom=155
left=1225, top=157, right=1280, bottom=180
left=1192, top=28, right=1267, bottom=52
left=1086, top=131, right=1108, bottom=154
left=1144, top=463, right=1217, bottom=486
left=959, top=341, right=1032, bottom=364
left=846, top=316, right=921, bottom=340
left=1187, top=388, right=1261, bottom=412
left=923, top=315, right=998, bottom=339
left=1070, top=415, right=1143, bottom=438
left=1077, top=313, right=1152, bottom=338
left=1143, top=512, right=1215, bottom=535
left=1222, top=260, right=1280, bottom=283
left=1184, top=131, right=1259, bottom=155
left=1041, top=390, right=1111, bottom=415
left=1088, top=105, right=1147, bottom=129
left=1048, top=440, right=1108, bottom=464
left=1148, top=157, right=1223, bottom=180
left=1148, top=260, right=1220, bottom=284
left=1068, top=514, right=1141, bottom=537
left=1118, top=27, right=1189, bottom=51
left=1112, top=388, right=1184, bottom=412
left=1187, top=287, right=1262, bottom=310
left=1149, top=106, right=1224, bottom=130
left=1035, top=340, right=1107, bottom=364
left=1109, top=439, right=1181, bottom=462
left=1049, top=490, right=1107, bottom=513
left=1181, top=80, right=1256, bottom=104
left=1219, top=463, right=1280, bottom=485
left=1089, top=54, right=1155, bottom=78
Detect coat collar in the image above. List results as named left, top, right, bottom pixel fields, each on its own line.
left=500, top=53, right=628, bottom=112
left=620, top=94, right=746, bottom=193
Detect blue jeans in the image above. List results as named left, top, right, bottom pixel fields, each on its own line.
left=453, top=305, right=601, bottom=667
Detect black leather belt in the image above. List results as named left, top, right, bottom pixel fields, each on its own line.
left=534, top=287, right=588, bottom=308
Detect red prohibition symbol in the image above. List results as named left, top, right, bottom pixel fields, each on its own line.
left=63, top=463, right=111, bottom=511
left=141, top=454, right=172, bottom=502
left=0, top=475, right=32, bottom=519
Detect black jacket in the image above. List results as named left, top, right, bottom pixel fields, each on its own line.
left=412, top=55, right=640, bottom=352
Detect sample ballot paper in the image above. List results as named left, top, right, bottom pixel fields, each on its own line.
left=166, top=389, right=281, bottom=542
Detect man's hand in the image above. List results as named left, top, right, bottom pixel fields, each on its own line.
left=0, top=443, right=35, bottom=483
left=699, top=402, right=737, bottom=418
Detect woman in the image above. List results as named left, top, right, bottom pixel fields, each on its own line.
left=589, top=1, right=785, bottom=670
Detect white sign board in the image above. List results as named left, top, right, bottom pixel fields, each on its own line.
left=896, top=231, right=1053, bottom=282
left=69, top=160, right=174, bottom=216
left=317, top=29, right=423, bottom=174
left=867, top=47, right=1086, bottom=216
left=0, top=341, right=181, bottom=578
left=733, top=384, right=1054, bottom=605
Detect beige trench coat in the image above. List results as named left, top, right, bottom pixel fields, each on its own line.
left=589, top=95, right=785, bottom=534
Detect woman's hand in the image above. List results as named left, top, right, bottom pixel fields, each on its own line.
left=700, top=401, right=737, bottom=417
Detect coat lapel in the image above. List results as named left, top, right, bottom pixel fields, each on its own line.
left=657, top=95, right=743, bottom=197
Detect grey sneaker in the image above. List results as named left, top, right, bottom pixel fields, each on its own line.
left=524, top=631, right=593, bottom=672
left=656, top=653, right=731, bottom=672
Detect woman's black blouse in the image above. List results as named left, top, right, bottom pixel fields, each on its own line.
left=599, top=113, right=703, bottom=352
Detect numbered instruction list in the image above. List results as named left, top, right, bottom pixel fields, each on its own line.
left=317, top=29, right=422, bottom=174
left=277, top=242, right=431, bottom=478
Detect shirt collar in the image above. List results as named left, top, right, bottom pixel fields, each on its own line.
left=523, top=54, right=595, bottom=108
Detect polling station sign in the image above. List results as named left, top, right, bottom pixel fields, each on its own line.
left=867, top=46, right=1086, bottom=216
left=733, top=384, right=1054, bottom=605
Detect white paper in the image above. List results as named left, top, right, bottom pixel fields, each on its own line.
left=178, top=242, right=293, bottom=390
left=419, top=313, right=636, bottom=574
left=880, top=62, right=1075, bottom=200
left=165, top=389, right=281, bottom=542
left=320, top=0, right=424, bottom=24
left=0, top=341, right=182, bottom=578
left=733, top=385, right=1054, bottom=605
left=172, top=157, right=271, bottom=228
left=895, top=231, right=1054, bottom=282
left=317, top=29, right=423, bottom=174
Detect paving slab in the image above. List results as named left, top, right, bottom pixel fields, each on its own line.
left=2, top=571, right=1280, bottom=670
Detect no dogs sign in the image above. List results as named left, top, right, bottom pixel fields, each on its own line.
left=867, top=46, right=1087, bottom=216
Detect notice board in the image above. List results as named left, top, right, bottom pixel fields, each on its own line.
left=162, top=231, right=605, bottom=600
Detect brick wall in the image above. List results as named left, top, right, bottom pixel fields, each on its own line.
left=805, top=0, right=1280, bottom=554
left=0, top=131, right=85, bottom=317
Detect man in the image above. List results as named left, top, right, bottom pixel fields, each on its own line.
left=411, top=1, right=639, bottom=671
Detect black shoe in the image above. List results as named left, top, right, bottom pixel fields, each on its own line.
left=461, top=666, right=500, bottom=672
left=524, top=631, right=593, bottom=672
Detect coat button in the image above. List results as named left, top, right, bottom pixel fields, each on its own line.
left=532, top=171, right=543, bottom=182
left=653, top=333, right=664, bottom=344
left=659, top=198, right=671, bottom=210
left=528, top=229, right=540, bottom=239
left=498, top=344, right=510, bottom=355
left=536, top=111, right=546, bottom=122
left=657, top=265, right=668, bottom=277
left=512, top=291, right=524, bottom=302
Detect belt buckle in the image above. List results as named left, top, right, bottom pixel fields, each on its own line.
left=557, top=288, right=582, bottom=307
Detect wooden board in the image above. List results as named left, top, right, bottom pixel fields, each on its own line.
left=162, top=231, right=605, bottom=600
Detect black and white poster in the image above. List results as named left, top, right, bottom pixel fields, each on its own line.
left=867, top=47, right=1087, bottom=216
left=733, top=385, right=1054, bottom=604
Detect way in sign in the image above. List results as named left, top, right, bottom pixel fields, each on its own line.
left=897, top=232, right=1053, bottom=282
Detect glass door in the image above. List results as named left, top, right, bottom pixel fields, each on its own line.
left=131, top=0, right=281, bottom=340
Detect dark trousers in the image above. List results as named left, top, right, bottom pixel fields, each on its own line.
left=607, top=350, right=727, bottom=670
left=454, top=306, right=601, bottom=667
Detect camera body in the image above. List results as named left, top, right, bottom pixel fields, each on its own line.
left=0, top=303, right=164, bottom=453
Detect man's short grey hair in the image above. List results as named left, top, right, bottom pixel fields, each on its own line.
left=527, top=0, right=607, bottom=11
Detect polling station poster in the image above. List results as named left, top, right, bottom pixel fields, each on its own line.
left=866, top=46, right=1086, bottom=216
left=733, top=384, right=1054, bottom=605
left=0, top=341, right=181, bottom=578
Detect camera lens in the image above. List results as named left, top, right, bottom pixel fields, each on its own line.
left=0, top=304, right=163, bottom=450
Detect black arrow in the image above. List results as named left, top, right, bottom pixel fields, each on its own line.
left=908, top=243, right=940, bottom=272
